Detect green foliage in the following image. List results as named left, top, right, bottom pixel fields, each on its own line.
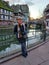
left=0, top=45, right=10, bottom=51
left=0, top=0, right=13, bottom=11
left=35, top=24, right=42, bottom=30
left=0, top=28, right=19, bottom=51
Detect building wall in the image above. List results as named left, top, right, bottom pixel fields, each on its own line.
left=11, top=4, right=29, bottom=23
left=44, top=4, right=49, bottom=26
left=0, top=8, right=14, bottom=26
left=44, top=12, right=49, bottom=26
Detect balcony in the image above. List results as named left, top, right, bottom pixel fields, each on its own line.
left=46, top=19, right=49, bottom=21
left=0, top=12, right=13, bottom=17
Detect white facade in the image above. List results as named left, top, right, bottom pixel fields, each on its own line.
left=0, top=8, right=14, bottom=25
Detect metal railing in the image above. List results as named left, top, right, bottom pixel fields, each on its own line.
left=0, top=27, right=48, bottom=59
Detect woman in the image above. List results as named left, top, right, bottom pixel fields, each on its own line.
left=14, top=22, right=28, bottom=57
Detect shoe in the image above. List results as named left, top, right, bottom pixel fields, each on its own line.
left=26, top=53, right=28, bottom=56
left=22, top=55, right=27, bottom=58
left=22, top=53, right=28, bottom=58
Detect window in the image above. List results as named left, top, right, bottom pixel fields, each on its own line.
left=10, top=17, right=11, bottom=20
left=1, top=9, right=3, bottom=13
left=6, top=16, right=8, bottom=20
left=4, top=10, right=7, bottom=14
left=46, top=16, right=49, bottom=19
left=2, top=9, right=4, bottom=13
left=0, top=15, right=1, bottom=19
left=3, top=15, right=5, bottom=20
left=7, top=11, right=10, bottom=14
left=5, top=16, right=6, bottom=20
left=1, top=15, right=3, bottom=19
left=8, top=16, right=10, bottom=20
left=10, top=12, right=12, bottom=15
left=5, top=16, right=8, bottom=20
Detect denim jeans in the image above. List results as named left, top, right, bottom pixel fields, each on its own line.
left=19, top=38, right=27, bottom=56
left=21, top=41, right=27, bottom=56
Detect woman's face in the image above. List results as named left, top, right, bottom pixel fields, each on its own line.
left=18, top=19, right=23, bottom=24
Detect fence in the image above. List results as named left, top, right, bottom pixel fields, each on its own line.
left=0, top=27, right=47, bottom=59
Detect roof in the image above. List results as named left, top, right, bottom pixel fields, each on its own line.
left=11, top=4, right=29, bottom=13
left=44, top=4, right=49, bottom=12
left=0, top=0, right=13, bottom=12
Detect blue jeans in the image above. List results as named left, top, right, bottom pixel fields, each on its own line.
left=19, top=38, right=27, bottom=56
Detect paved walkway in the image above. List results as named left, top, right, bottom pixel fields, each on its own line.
left=1, top=40, right=49, bottom=65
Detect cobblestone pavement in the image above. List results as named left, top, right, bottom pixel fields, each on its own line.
left=1, top=40, right=49, bottom=65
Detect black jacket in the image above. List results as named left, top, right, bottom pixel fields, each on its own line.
left=14, top=24, right=18, bottom=34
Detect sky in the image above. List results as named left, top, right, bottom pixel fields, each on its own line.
left=4, top=0, right=49, bottom=19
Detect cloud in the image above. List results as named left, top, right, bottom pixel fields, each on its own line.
left=24, top=0, right=34, bottom=5
left=4, top=0, right=34, bottom=5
